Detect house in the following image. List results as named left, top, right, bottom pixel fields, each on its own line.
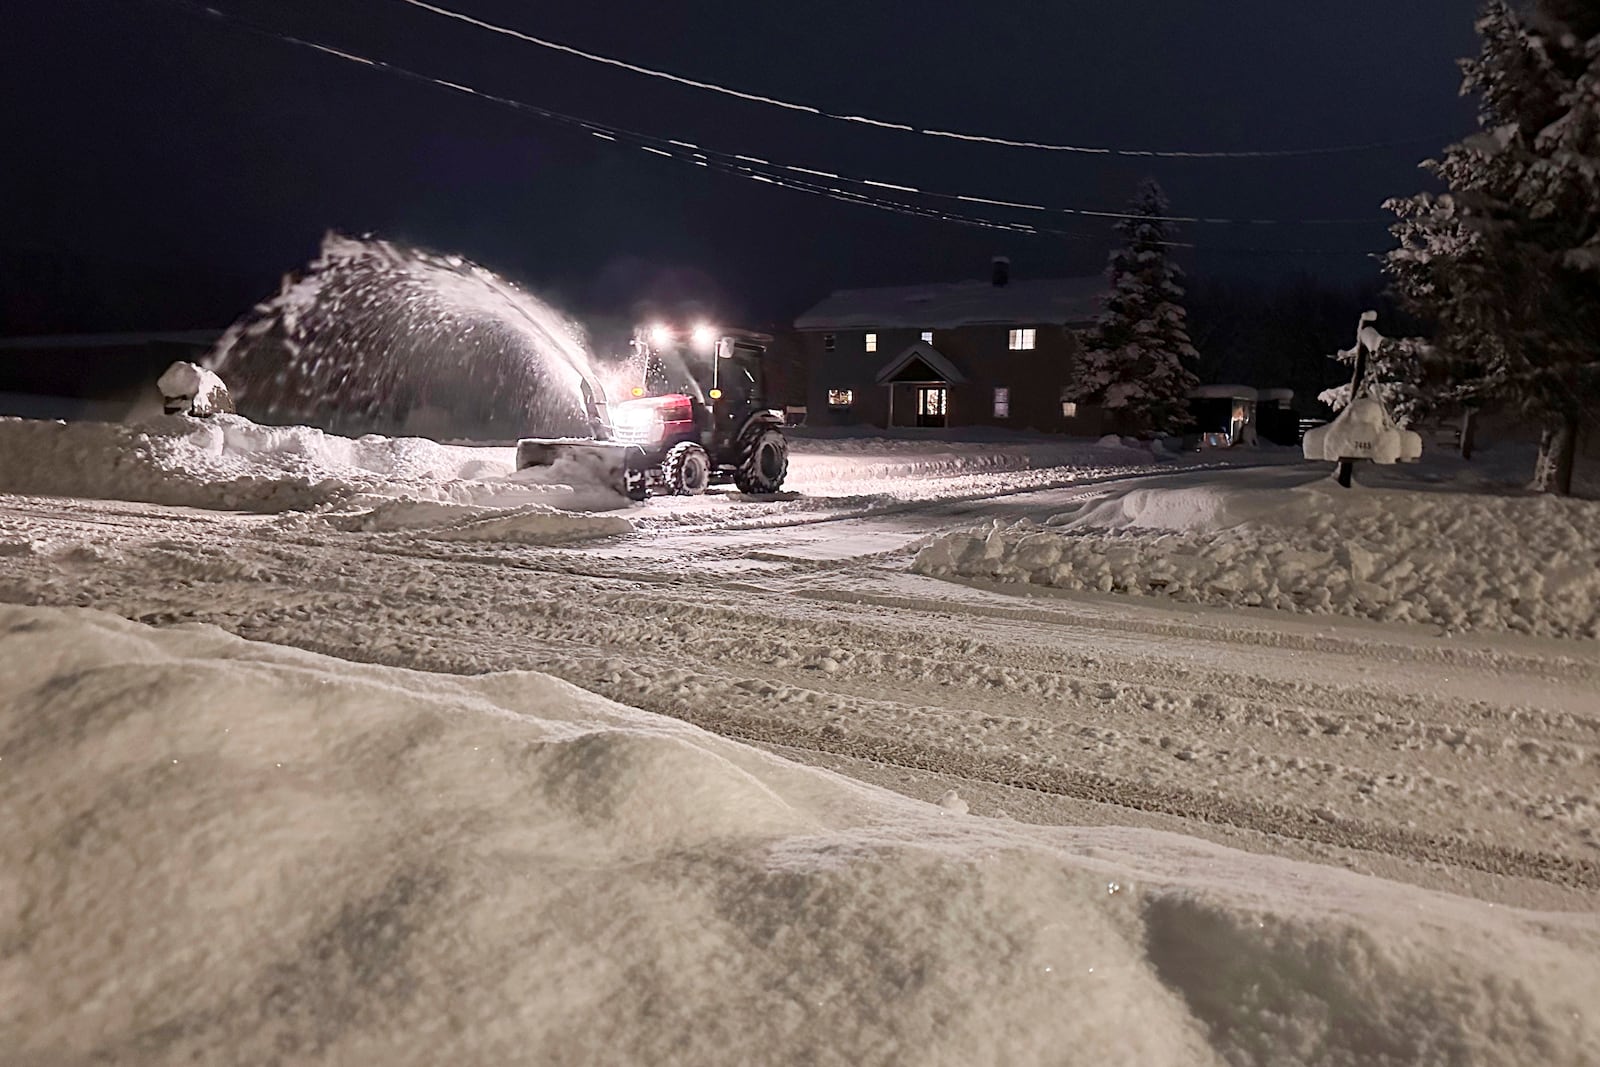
left=792, top=259, right=1106, bottom=432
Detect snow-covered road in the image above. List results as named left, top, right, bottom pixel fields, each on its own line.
left=4, top=448, right=1596, bottom=912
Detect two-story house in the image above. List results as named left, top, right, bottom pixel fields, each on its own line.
left=792, top=258, right=1106, bottom=433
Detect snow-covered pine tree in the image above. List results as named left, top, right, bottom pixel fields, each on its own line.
left=1317, top=331, right=1431, bottom=426
left=1070, top=180, right=1200, bottom=436
left=1384, top=0, right=1600, bottom=494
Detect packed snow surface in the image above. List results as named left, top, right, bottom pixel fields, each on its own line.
left=4, top=605, right=1597, bottom=1065
left=915, top=468, right=1600, bottom=638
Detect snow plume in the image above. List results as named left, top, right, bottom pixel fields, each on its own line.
left=209, top=234, right=597, bottom=440
left=5, top=605, right=1599, bottom=1064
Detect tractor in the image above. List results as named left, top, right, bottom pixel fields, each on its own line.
left=516, top=324, right=789, bottom=500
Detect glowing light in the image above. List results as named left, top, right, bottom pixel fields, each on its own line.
left=648, top=324, right=673, bottom=346
left=708, top=388, right=722, bottom=400
left=631, top=386, right=646, bottom=397
left=691, top=323, right=717, bottom=348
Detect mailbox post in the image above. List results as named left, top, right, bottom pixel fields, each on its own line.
left=1302, top=312, right=1422, bottom=485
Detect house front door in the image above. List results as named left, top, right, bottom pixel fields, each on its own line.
left=916, top=386, right=947, bottom=428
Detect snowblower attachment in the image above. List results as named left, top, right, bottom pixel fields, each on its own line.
left=517, top=325, right=787, bottom=501
left=515, top=438, right=651, bottom=500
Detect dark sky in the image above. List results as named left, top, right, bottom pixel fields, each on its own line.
left=1, top=0, right=1480, bottom=334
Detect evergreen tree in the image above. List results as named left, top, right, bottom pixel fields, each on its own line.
left=1071, top=180, right=1200, bottom=436
left=1317, top=330, right=1431, bottom=426
left=1384, top=0, right=1600, bottom=494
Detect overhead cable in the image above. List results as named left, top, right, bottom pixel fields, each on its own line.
left=397, top=0, right=1443, bottom=161
left=148, top=0, right=1385, bottom=257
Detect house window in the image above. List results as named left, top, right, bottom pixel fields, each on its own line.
left=920, top=330, right=933, bottom=343
left=828, top=389, right=853, bottom=408
left=824, top=333, right=836, bottom=352
left=1009, top=327, right=1037, bottom=351
left=1060, top=386, right=1077, bottom=418
left=993, top=387, right=1010, bottom=419
left=864, top=332, right=877, bottom=353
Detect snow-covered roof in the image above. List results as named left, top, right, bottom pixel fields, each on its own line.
left=874, top=342, right=968, bottom=384
left=795, top=276, right=1105, bottom=330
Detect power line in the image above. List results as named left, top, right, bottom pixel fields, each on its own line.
left=397, top=0, right=1444, bottom=161
left=156, top=1, right=1387, bottom=230
left=147, top=0, right=1387, bottom=258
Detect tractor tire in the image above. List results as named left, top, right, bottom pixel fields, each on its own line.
left=662, top=442, right=712, bottom=496
left=733, top=428, right=788, bottom=495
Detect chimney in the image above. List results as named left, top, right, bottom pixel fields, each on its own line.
left=991, top=256, right=1011, bottom=287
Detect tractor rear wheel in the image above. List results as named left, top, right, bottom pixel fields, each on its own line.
left=663, top=442, right=711, bottom=495
left=733, top=428, right=788, bottom=495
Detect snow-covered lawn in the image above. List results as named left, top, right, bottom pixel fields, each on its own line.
left=5, top=605, right=1597, bottom=1065
left=914, top=466, right=1600, bottom=639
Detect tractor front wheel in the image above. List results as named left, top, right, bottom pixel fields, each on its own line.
left=733, top=429, right=788, bottom=495
left=663, top=442, right=712, bottom=495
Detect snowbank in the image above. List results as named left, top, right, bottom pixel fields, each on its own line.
left=0, top=415, right=631, bottom=538
left=4, top=605, right=1597, bottom=1064
left=914, top=471, right=1600, bottom=638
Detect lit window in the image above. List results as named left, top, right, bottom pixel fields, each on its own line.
left=921, top=330, right=933, bottom=343
left=865, top=332, right=877, bottom=353
left=993, top=387, right=1010, bottom=419
left=1009, top=327, right=1037, bottom=351
left=823, top=333, right=836, bottom=352
left=827, top=389, right=853, bottom=407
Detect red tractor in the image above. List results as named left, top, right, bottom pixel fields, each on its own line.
left=517, top=325, right=789, bottom=500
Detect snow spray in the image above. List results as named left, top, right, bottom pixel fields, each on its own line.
left=208, top=234, right=598, bottom=439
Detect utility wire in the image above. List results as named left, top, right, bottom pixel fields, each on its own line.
left=397, top=0, right=1444, bottom=161
left=148, top=0, right=1386, bottom=257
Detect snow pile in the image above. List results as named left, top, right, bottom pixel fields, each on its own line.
left=156, top=361, right=233, bottom=417
left=4, top=606, right=1597, bottom=1065
left=914, top=472, right=1600, bottom=638
left=0, top=415, right=630, bottom=538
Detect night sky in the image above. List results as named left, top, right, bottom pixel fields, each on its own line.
left=1, top=0, right=1480, bottom=335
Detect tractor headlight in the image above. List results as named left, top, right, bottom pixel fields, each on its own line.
left=613, top=403, right=663, bottom=443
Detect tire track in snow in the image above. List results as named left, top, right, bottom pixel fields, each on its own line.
left=255, top=624, right=1600, bottom=892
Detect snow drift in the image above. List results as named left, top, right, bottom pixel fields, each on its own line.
left=3, top=606, right=1597, bottom=1065
left=0, top=414, right=631, bottom=538
left=914, top=471, right=1600, bottom=638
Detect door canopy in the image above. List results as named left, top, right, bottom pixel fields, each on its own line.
left=874, top=341, right=967, bottom=385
